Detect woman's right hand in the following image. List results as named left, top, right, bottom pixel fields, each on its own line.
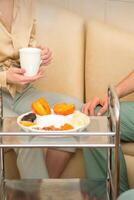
left=82, top=95, right=108, bottom=116
left=6, top=67, right=44, bottom=85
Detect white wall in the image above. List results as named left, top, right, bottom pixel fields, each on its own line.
left=45, top=0, right=134, bottom=33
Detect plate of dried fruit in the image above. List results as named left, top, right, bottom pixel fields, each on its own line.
left=17, top=111, right=90, bottom=134
left=17, top=97, right=90, bottom=134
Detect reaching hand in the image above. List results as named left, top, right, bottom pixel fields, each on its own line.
left=82, top=95, right=108, bottom=116
left=40, top=46, right=52, bottom=66
left=6, top=67, right=44, bottom=85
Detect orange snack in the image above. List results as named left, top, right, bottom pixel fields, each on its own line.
left=53, top=103, right=75, bottom=115
left=20, top=121, right=37, bottom=127
left=61, top=123, right=74, bottom=130
left=32, top=97, right=51, bottom=116
left=34, top=123, right=74, bottom=131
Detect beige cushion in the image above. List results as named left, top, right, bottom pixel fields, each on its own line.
left=124, top=155, right=134, bottom=188
left=85, top=20, right=134, bottom=101
left=4, top=149, right=85, bottom=179
left=5, top=150, right=20, bottom=179
left=60, top=149, right=85, bottom=178
left=122, top=143, right=134, bottom=156
left=33, top=1, right=84, bottom=101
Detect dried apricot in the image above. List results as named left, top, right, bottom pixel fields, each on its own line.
left=53, top=103, right=75, bottom=115
left=32, top=97, right=51, bottom=116
left=61, top=123, right=74, bottom=130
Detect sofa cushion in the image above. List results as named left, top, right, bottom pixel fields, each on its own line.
left=61, top=149, right=85, bottom=178
left=85, top=20, right=134, bottom=101
left=4, top=148, right=85, bottom=179
left=33, top=1, right=84, bottom=101
left=122, top=143, right=134, bottom=156
left=124, top=155, right=134, bottom=188
left=5, top=149, right=20, bottom=179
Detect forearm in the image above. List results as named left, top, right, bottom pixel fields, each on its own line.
left=115, top=70, right=134, bottom=98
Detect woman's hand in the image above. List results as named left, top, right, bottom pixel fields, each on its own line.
left=40, top=46, right=52, bottom=66
left=6, top=67, right=44, bottom=85
left=82, top=95, right=108, bottom=116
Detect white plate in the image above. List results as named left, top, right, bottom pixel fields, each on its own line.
left=17, top=110, right=90, bottom=134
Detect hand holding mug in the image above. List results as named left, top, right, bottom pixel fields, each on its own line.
left=6, top=67, right=44, bottom=85
left=40, top=46, right=52, bottom=66
left=19, top=47, right=52, bottom=77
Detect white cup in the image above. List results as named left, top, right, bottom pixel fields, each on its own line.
left=19, top=47, right=41, bottom=76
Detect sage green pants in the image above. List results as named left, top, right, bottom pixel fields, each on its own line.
left=83, top=102, right=134, bottom=197
left=118, top=189, right=134, bottom=200
left=3, top=85, right=82, bottom=178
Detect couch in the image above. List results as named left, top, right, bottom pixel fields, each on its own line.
left=4, top=0, right=134, bottom=190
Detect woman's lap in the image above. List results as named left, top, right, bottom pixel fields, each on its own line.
left=12, top=86, right=82, bottom=153
left=3, top=87, right=82, bottom=178
left=13, top=86, right=82, bottom=115
left=3, top=91, right=17, bottom=117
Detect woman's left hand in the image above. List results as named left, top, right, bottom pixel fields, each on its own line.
left=40, top=46, right=52, bottom=66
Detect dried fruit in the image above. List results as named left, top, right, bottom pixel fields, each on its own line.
left=32, top=97, right=51, bottom=116
left=34, top=123, right=74, bottom=131
left=61, top=123, right=74, bottom=130
left=53, top=103, right=75, bottom=115
left=20, top=120, right=37, bottom=127
left=21, top=113, right=36, bottom=122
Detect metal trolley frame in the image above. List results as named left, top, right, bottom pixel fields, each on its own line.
left=0, top=85, right=120, bottom=200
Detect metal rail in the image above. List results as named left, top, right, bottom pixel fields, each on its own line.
left=107, top=85, right=120, bottom=200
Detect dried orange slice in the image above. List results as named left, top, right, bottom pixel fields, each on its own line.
left=20, top=121, right=37, bottom=127
left=32, top=97, right=51, bottom=116
left=53, top=103, right=75, bottom=115
left=61, top=123, right=74, bottom=130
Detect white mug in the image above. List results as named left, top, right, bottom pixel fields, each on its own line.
left=19, top=47, right=41, bottom=76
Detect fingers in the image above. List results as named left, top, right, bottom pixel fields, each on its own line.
left=6, top=67, right=43, bottom=85
left=82, top=102, right=91, bottom=115
left=82, top=95, right=108, bottom=116
left=89, top=97, right=100, bottom=116
left=41, top=56, right=52, bottom=65
left=18, top=70, right=44, bottom=85
left=26, top=72, right=44, bottom=81
left=41, top=47, right=49, bottom=55
left=11, top=67, right=25, bottom=74
left=38, top=70, right=44, bottom=76
left=82, top=97, right=102, bottom=116
left=17, top=74, right=41, bottom=85
left=38, top=46, right=52, bottom=65
left=41, top=50, right=51, bottom=59
left=97, top=102, right=108, bottom=116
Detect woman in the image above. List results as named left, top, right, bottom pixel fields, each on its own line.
left=0, top=0, right=82, bottom=178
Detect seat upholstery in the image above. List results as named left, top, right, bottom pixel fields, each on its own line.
left=85, top=20, right=134, bottom=188
left=85, top=20, right=134, bottom=101
left=33, top=0, right=84, bottom=101
left=122, top=143, right=134, bottom=156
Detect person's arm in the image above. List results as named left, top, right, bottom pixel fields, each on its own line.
left=83, top=70, right=134, bottom=116
left=115, top=70, right=134, bottom=98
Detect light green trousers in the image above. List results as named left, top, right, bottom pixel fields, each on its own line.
left=118, top=189, right=134, bottom=200
left=3, top=85, right=82, bottom=179
left=83, top=102, right=134, bottom=198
